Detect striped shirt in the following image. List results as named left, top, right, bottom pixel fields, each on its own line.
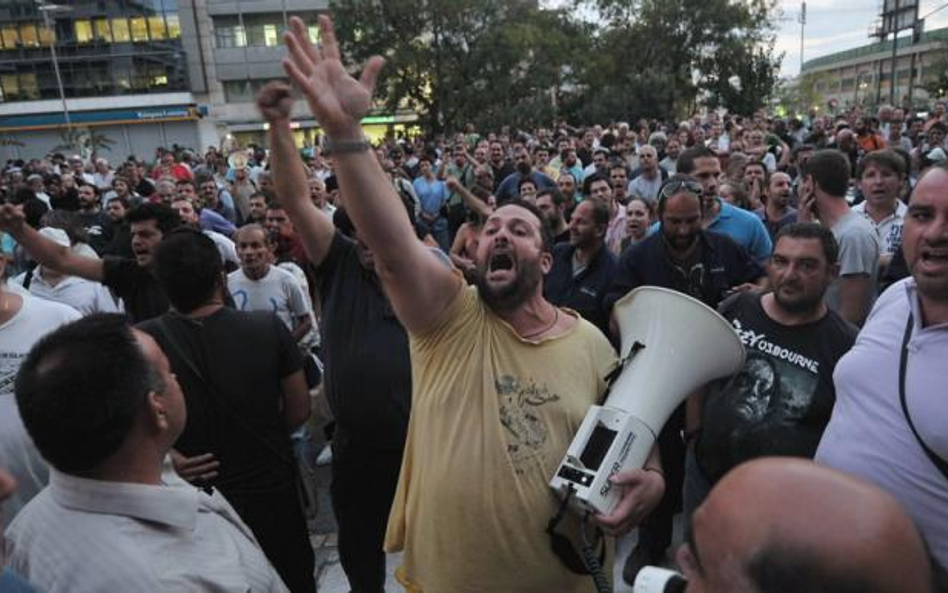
left=4, top=464, right=289, bottom=593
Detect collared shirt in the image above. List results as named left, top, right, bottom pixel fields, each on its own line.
left=852, top=200, right=907, bottom=255
left=816, top=278, right=948, bottom=568
left=707, top=199, right=773, bottom=264
left=5, top=466, right=289, bottom=593
left=12, top=271, right=120, bottom=316
left=543, top=242, right=616, bottom=334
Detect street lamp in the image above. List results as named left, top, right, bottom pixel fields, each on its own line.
left=36, top=1, right=72, bottom=133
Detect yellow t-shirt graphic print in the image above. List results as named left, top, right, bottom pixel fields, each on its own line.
left=385, top=285, right=617, bottom=593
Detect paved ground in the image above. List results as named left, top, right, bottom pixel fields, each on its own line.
left=308, top=464, right=683, bottom=592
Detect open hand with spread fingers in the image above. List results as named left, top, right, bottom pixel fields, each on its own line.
left=281, top=15, right=385, bottom=139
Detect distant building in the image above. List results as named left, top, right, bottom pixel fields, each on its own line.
left=0, top=0, right=415, bottom=162
left=801, top=26, right=948, bottom=111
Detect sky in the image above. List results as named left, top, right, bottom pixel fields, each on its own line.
left=777, top=0, right=948, bottom=77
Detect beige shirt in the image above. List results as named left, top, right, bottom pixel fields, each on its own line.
left=385, top=285, right=617, bottom=593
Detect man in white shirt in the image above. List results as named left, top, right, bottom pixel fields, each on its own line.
left=4, top=314, right=289, bottom=592
left=227, top=224, right=313, bottom=343
left=852, top=149, right=907, bottom=275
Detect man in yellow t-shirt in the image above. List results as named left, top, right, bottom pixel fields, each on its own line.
left=264, top=16, right=667, bottom=592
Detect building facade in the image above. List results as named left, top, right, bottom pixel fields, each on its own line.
left=0, top=0, right=418, bottom=163
left=801, top=26, right=948, bottom=111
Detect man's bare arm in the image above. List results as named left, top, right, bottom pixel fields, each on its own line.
left=0, top=204, right=104, bottom=281
left=258, top=83, right=335, bottom=268
left=280, top=16, right=460, bottom=335
left=446, top=176, right=492, bottom=219
left=837, top=274, right=872, bottom=326
left=281, top=369, right=311, bottom=431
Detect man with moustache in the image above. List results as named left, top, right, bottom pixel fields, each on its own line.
left=816, top=162, right=948, bottom=572
left=756, top=171, right=797, bottom=242
left=268, top=16, right=664, bottom=592
left=604, top=174, right=765, bottom=584
left=685, top=223, right=857, bottom=518
left=544, top=198, right=615, bottom=334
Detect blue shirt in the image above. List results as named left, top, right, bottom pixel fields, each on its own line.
left=412, top=177, right=448, bottom=219
left=543, top=243, right=616, bottom=335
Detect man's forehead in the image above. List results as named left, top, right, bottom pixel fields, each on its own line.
left=914, top=169, right=948, bottom=206
left=774, top=236, right=825, bottom=260
left=487, top=204, right=541, bottom=227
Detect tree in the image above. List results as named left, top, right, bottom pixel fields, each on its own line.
left=568, top=0, right=782, bottom=121
left=52, top=127, right=115, bottom=158
left=329, top=0, right=583, bottom=133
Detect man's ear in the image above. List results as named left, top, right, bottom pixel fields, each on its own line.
left=145, top=390, right=170, bottom=432
left=540, top=250, right=553, bottom=275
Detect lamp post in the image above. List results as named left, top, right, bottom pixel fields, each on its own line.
left=36, top=1, right=72, bottom=133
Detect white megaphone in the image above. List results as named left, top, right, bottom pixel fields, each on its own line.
left=549, top=286, right=745, bottom=515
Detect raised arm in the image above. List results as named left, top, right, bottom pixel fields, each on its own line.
left=257, top=82, right=335, bottom=267
left=280, top=16, right=461, bottom=334
left=0, top=204, right=104, bottom=282
left=446, top=176, right=492, bottom=219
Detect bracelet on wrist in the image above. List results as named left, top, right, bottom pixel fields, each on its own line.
left=320, top=136, right=371, bottom=156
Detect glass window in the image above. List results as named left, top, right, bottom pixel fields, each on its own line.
left=148, top=16, right=167, bottom=40
left=307, top=24, right=320, bottom=44
left=19, top=73, right=39, bottom=100
left=1, top=26, right=18, bottom=49
left=19, top=23, right=39, bottom=47
left=94, top=19, right=112, bottom=42
left=130, top=16, right=149, bottom=42
left=37, top=24, right=54, bottom=47
left=75, top=20, right=94, bottom=43
left=166, top=14, right=181, bottom=39
left=0, top=74, right=18, bottom=100
left=263, top=23, right=279, bottom=46
left=111, top=18, right=130, bottom=42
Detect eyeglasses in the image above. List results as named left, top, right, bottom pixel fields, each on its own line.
left=658, top=179, right=703, bottom=201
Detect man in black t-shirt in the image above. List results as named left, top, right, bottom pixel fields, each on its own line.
left=139, top=229, right=314, bottom=592
left=0, top=202, right=179, bottom=322
left=73, top=182, right=114, bottom=255
left=686, top=223, right=857, bottom=520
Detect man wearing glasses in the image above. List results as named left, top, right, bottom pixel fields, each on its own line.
left=604, top=174, right=766, bottom=584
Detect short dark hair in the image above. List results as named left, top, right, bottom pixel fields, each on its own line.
left=125, top=202, right=180, bottom=235
left=801, top=149, right=850, bottom=198
left=657, top=174, right=704, bottom=217
left=77, top=181, right=99, bottom=196
left=583, top=172, right=611, bottom=196
left=774, top=222, right=839, bottom=266
left=856, top=148, right=907, bottom=179
left=677, top=146, right=719, bottom=176
left=175, top=178, right=197, bottom=191
left=15, top=314, right=163, bottom=473
left=153, top=228, right=223, bottom=313
left=536, top=186, right=565, bottom=207
left=584, top=197, right=611, bottom=228
left=107, top=195, right=129, bottom=210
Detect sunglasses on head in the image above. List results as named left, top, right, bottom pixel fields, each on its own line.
left=659, top=179, right=703, bottom=200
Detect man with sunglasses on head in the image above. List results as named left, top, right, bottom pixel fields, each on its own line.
left=604, top=174, right=766, bottom=585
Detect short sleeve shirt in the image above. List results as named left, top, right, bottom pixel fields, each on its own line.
left=101, top=257, right=168, bottom=322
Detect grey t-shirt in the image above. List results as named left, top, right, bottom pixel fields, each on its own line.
left=824, top=211, right=879, bottom=315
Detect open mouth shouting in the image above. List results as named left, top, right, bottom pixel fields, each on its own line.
left=486, top=249, right=517, bottom=282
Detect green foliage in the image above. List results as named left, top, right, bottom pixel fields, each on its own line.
left=328, top=0, right=782, bottom=131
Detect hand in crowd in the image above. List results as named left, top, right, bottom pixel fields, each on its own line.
left=170, top=449, right=220, bottom=484
left=593, top=468, right=665, bottom=536
left=445, top=176, right=461, bottom=192
left=282, top=15, right=384, bottom=139
left=0, top=202, right=25, bottom=233
left=257, top=81, right=296, bottom=125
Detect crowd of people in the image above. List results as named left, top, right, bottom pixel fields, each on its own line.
left=0, top=14, right=946, bottom=593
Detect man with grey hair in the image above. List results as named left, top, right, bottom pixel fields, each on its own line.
left=627, top=145, right=665, bottom=206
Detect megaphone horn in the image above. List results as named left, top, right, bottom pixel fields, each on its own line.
left=549, top=286, right=745, bottom=515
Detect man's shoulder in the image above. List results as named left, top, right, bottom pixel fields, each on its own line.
left=21, top=293, right=81, bottom=323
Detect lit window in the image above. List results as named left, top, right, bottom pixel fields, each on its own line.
left=307, top=24, right=320, bottom=44
left=19, top=24, right=39, bottom=47
left=166, top=14, right=181, bottom=39
left=75, top=20, right=94, bottom=43
left=263, top=23, right=278, bottom=46
left=19, top=73, right=39, bottom=99
left=37, top=24, right=54, bottom=47
left=112, top=18, right=131, bottom=42
left=0, top=26, right=18, bottom=49
left=0, top=74, right=18, bottom=99
left=152, top=74, right=168, bottom=86
left=94, top=19, right=112, bottom=42
left=130, top=16, right=149, bottom=42
left=148, top=16, right=167, bottom=40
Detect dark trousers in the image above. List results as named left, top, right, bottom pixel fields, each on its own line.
left=226, top=486, right=316, bottom=593
left=331, top=443, right=404, bottom=593
left=638, top=404, right=686, bottom=555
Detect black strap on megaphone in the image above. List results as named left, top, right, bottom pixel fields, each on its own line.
left=600, top=340, right=646, bottom=404
left=546, top=483, right=608, bottom=583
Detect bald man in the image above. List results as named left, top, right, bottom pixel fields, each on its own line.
left=677, top=458, right=933, bottom=593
